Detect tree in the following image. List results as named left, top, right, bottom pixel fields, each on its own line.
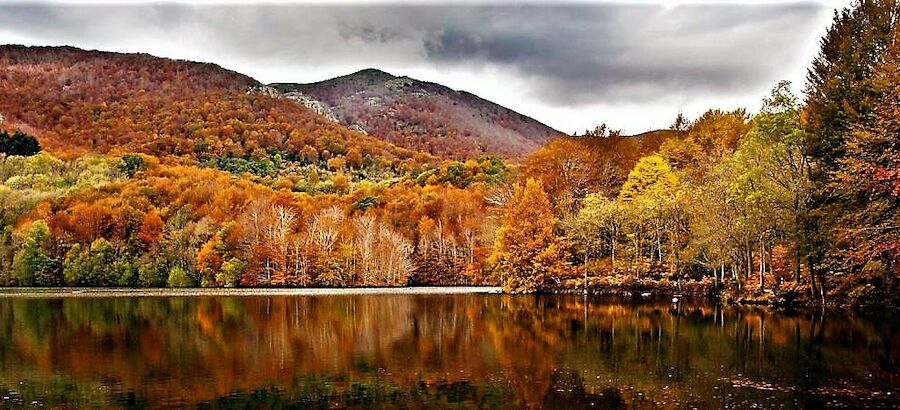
left=0, top=130, right=41, bottom=157
left=119, top=153, right=148, bottom=177
left=619, top=155, right=679, bottom=202
left=491, top=178, right=569, bottom=293
left=12, top=220, right=56, bottom=286
left=670, top=112, right=689, bottom=132
left=619, top=155, right=687, bottom=277
left=138, top=211, right=164, bottom=248
left=63, top=238, right=132, bottom=286
left=804, top=0, right=899, bottom=172
left=573, top=194, right=625, bottom=271
left=729, top=81, right=810, bottom=291
left=837, top=26, right=900, bottom=300
left=217, top=258, right=245, bottom=287
left=802, top=0, right=899, bottom=301
left=660, top=109, right=750, bottom=170
left=168, top=267, right=194, bottom=288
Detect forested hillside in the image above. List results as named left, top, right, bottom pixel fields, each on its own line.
left=0, top=46, right=432, bottom=168
left=0, top=45, right=506, bottom=288
left=272, top=69, right=562, bottom=159
left=0, top=0, right=898, bottom=309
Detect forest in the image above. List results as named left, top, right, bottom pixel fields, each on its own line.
left=0, top=0, right=898, bottom=309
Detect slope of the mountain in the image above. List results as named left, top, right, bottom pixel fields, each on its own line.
left=0, top=46, right=434, bottom=168
left=271, top=69, right=564, bottom=159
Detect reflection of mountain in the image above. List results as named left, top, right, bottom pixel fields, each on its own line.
left=0, top=296, right=896, bottom=407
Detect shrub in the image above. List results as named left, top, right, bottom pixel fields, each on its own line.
left=0, top=130, right=41, bottom=157
left=167, top=267, right=194, bottom=288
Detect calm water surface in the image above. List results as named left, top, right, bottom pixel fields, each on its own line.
left=0, top=294, right=897, bottom=408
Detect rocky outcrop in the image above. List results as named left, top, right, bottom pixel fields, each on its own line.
left=282, top=92, right=340, bottom=123
left=247, top=85, right=340, bottom=124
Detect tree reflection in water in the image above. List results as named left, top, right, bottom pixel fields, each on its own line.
left=0, top=295, right=897, bottom=408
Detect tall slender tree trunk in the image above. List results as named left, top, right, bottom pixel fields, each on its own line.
left=882, top=251, right=895, bottom=294
left=809, top=263, right=818, bottom=300
left=759, top=240, right=765, bottom=292
left=818, top=272, right=826, bottom=306
left=732, top=264, right=740, bottom=291
left=746, top=247, right=752, bottom=288
left=611, top=236, right=616, bottom=268
left=656, top=225, right=662, bottom=262
left=584, top=253, right=589, bottom=295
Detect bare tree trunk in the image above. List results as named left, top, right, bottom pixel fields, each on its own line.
left=584, top=253, right=589, bottom=295
left=611, top=231, right=617, bottom=267
left=746, top=247, right=752, bottom=288
left=759, top=240, right=765, bottom=292
left=818, top=272, right=826, bottom=306
left=732, top=263, right=740, bottom=291
left=882, top=251, right=895, bottom=294
left=810, top=263, right=818, bottom=300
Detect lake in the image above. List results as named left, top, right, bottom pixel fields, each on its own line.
left=0, top=292, right=897, bottom=408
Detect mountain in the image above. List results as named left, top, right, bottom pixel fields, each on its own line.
left=271, top=69, right=564, bottom=159
left=0, top=46, right=434, bottom=168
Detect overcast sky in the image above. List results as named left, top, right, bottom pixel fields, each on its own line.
left=0, top=1, right=844, bottom=134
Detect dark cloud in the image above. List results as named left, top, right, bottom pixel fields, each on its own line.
left=0, top=3, right=826, bottom=127
left=418, top=5, right=821, bottom=104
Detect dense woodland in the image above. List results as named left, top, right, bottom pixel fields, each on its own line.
left=0, top=1, right=899, bottom=308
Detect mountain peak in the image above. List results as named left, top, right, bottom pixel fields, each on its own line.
left=338, top=68, right=396, bottom=85
left=272, top=70, right=563, bottom=159
left=351, top=68, right=394, bottom=78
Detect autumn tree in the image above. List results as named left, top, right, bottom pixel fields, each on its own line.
left=836, top=25, right=900, bottom=302
left=491, top=178, right=569, bottom=293
left=138, top=211, right=164, bottom=249
left=802, top=0, right=899, bottom=301
left=619, top=155, right=684, bottom=276
left=728, top=82, right=810, bottom=292
left=660, top=109, right=750, bottom=171
left=572, top=194, right=625, bottom=274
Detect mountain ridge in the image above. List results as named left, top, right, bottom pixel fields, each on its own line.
left=271, top=68, right=565, bottom=159
left=0, top=45, right=436, bottom=168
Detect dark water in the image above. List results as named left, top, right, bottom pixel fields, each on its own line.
left=0, top=295, right=897, bottom=408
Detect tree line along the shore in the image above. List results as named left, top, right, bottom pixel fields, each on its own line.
left=0, top=0, right=898, bottom=309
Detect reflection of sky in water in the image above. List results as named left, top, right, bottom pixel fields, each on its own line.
left=0, top=295, right=897, bottom=407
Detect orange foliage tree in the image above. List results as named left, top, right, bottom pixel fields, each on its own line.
left=490, top=178, right=569, bottom=293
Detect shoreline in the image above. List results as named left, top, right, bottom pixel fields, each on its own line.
left=0, top=286, right=503, bottom=298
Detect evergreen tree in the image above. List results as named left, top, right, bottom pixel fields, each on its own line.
left=0, top=130, right=41, bottom=157
left=12, top=220, right=56, bottom=285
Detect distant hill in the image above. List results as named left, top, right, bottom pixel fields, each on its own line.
left=0, top=46, right=434, bottom=167
left=271, top=69, right=564, bottom=159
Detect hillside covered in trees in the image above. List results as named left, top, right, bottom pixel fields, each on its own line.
left=1, top=0, right=899, bottom=309
left=272, top=68, right=562, bottom=159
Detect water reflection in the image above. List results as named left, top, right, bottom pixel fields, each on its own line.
left=0, top=295, right=897, bottom=408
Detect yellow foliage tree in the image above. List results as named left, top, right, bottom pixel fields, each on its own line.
left=491, top=178, right=569, bottom=293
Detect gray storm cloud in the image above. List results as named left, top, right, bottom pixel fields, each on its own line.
left=0, top=3, right=827, bottom=129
